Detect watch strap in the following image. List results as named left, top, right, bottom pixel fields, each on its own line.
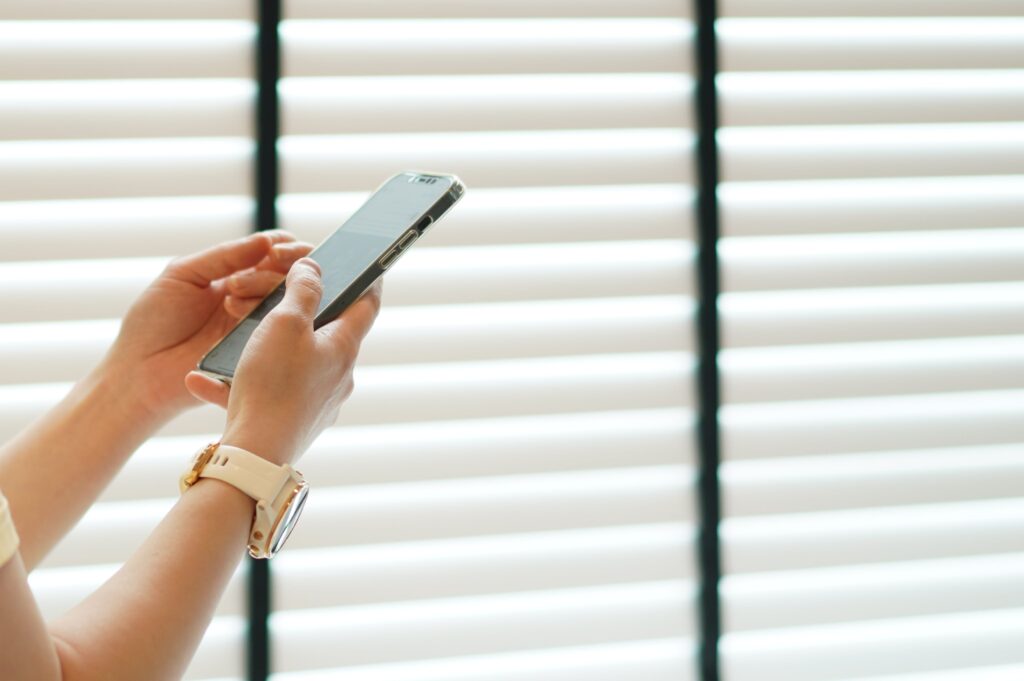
left=193, top=444, right=290, bottom=503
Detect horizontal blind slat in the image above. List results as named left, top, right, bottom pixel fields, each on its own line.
left=270, top=582, right=693, bottom=671
left=0, top=79, right=253, bottom=140
left=838, top=663, right=1024, bottom=681
left=720, top=175, right=1024, bottom=237
left=333, top=353, right=692, bottom=428
left=0, top=197, right=251, bottom=262
left=0, top=21, right=254, bottom=80
left=721, top=609, right=1024, bottom=681
left=282, top=74, right=693, bottom=135
left=275, top=524, right=693, bottom=610
left=722, top=498, right=1024, bottom=573
left=0, top=138, right=253, bottom=201
left=1, top=1, right=251, bottom=20
left=723, top=553, right=1024, bottom=631
left=282, top=20, right=692, bottom=77
left=722, top=389, right=1024, bottom=460
left=721, top=229, right=1024, bottom=292
left=719, top=19, right=1024, bottom=72
left=720, top=123, right=1024, bottom=182
left=722, top=282, right=1024, bottom=347
left=719, top=70, right=1024, bottom=127
left=269, top=638, right=693, bottom=681
left=722, top=443, right=1024, bottom=516
left=721, top=1, right=1024, bottom=18
left=356, top=297, right=695, bottom=365
left=722, top=335, right=1024, bottom=403
left=287, top=1, right=689, bottom=19
left=289, top=465, right=693, bottom=550
left=280, top=130, right=695, bottom=192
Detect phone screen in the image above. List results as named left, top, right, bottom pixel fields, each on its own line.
left=200, top=173, right=459, bottom=378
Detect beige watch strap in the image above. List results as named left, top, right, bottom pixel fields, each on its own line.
left=193, top=444, right=291, bottom=503
left=0, top=489, right=20, bottom=568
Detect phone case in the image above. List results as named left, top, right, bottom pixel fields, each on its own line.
left=197, top=172, right=466, bottom=383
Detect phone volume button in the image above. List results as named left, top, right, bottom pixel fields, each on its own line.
left=397, top=229, right=419, bottom=250
left=379, top=248, right=400, bottom=270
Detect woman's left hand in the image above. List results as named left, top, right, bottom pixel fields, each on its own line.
left=101, top=231, right=314, bottom=423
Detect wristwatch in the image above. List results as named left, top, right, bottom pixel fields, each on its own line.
left=180, top=442, right=309, bottom=559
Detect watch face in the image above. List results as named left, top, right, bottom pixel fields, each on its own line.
left=268, top=482, right=309, bottom=557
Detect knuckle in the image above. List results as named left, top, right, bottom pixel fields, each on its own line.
left=293, top=270, right=323, bottom=294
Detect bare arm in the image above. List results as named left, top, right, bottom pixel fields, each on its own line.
left=0, top=366, right=163, bottom=571
left=0, top=479, right=251, bottom=681
left=50, top=478, right=253, bottom=681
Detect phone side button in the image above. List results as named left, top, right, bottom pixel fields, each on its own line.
left=397, top=229, right=419, bottom=250
left=379, top=249, right=400, bottom=270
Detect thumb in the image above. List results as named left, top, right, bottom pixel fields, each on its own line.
left=274, top=257, right=322, bottom=322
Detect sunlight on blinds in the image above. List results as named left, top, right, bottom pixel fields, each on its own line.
left=270, top=2, right=698, bottom=679
left=716, top=2, right=1024, bottom=680
left=0, top=4, right=255, bottom=679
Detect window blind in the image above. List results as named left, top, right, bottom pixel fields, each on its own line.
left=0, top=2, right=698, bottom=681
left=268, top=1, right=697, bottom=680
left=716, top=2, right=1024, bottom=680
left=0, top=3, right=256, bottom=679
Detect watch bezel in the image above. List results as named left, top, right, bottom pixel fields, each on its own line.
left=250, top=479, right=309, bottom=559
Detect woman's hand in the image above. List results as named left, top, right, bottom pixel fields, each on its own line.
left=186, top=258, right=382, bottom=465
left=102, top=231, right=314, bottom=423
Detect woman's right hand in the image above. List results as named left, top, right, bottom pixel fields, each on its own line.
left=184, top=258, right=382, bottom=466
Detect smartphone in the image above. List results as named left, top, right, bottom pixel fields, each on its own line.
left=198, top=171, right=466, bottom=382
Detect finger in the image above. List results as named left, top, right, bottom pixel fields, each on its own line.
left=164, top=231, right=296, bottom=287
left=249, top=241, right=315, bottom=274
left=319, top=278, right=383, bottom=350
left=223, top=294, right=262, bottom=320
left=266, top=242, right=315, bottom=271
left=226, top=269, right=285, bottom=298
left=185, top=371, right=230, bottom=409
left=163, top=233, right=268, bottom=287
left=260, top=229, right=297, bottom=245
left=273, top=258, right=323, bottom=323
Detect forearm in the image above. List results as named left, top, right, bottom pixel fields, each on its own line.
left=0, top=360, right=166, bottom=570
left=50, top=478, right=253, bottom=681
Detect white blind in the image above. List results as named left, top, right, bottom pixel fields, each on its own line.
left=0, top=2, right=698, bottom=681
left=717, top=2, right=1024, bottom=681
left=0, top=3, right=255, bottom=679
left=268, top=1, right=697, bottom=679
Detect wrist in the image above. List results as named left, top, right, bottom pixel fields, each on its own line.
left=81, top=359, right=170, bottom=435
left=220, top=427, right=297, bottom=467
left=188, top=477, right=258, bottom=513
